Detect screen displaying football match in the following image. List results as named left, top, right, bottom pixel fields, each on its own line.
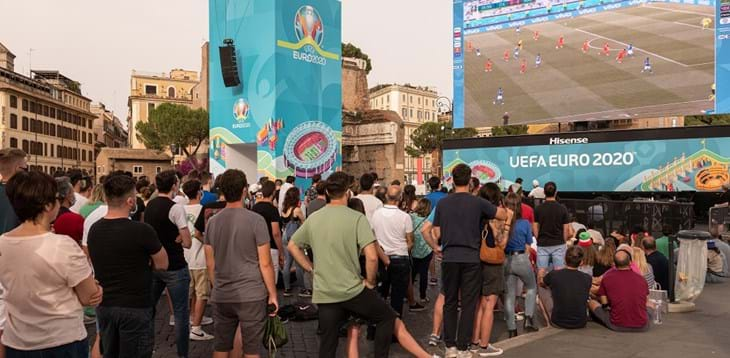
left=452, top=0, right=722, bottom=127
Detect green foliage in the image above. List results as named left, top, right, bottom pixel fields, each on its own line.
left=342, top=42, right=372, bottom=74
left=685, top=114, right=730, bottom=126
left=490, top=124, right=529, bottom=136
left=135, top=103, right=209, bottom=157
left=405, top=121, right=477, bottom=157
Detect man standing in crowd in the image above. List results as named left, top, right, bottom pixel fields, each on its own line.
left=528, top=180, right=545, bottom=199
left=203, top=169, right=278, bottom=358
left=68, top=170, right=89, bottom=214
left=306, top=181, right=328, bottom=217
left=53, top=177, right=85, bottom=245
left=182, top=180, right=215, bottom=341
left=0, top=148, right=27, bottom=355
left=252, top=180, right=285, bottom=284
left=589, top=249, right=651, bottom=332
left=288, top=172, right=437, bottom=358
left=425, top=176, right=446, bottom=209
left=432, top=164, right=511, bottom=357
left=278, top=176, right=296, bottom=214
left=543, top=246, right=592, bottom=329
left=305, top=174, right=322, bottom=205
left=643, top=236, right=669, bottom=290
left=199, top=172, right=217, bottom=206
left=533, top=182, right=571, bottom=284
left=371, top=185, right=419, bottom=316
left=356, top=173, right=383, bottom=221
left=145, top=170, right=193, bottom=358
left=88, top=174, right=169, bottom=357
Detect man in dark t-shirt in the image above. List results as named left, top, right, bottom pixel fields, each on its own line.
left=533, top=181, right=570, bottom=283
left=544, top=246, right=592, bottom=329
left=88, top=174, right=168, bottom=357
left=643, top=236, right=669, bottom=290
left=432, top=164, right=510, bottom=355
left=589, top=249, right=650, bottom=332
left=306, top=181, right=327, bottom=217
left=252, top=181, right=285, bottom=283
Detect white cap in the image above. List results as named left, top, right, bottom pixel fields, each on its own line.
left=533, top=179, right=540, bottom=187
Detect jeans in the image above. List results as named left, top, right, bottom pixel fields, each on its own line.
left=282, top=238, right=311, bottom=291
left=6, top=339, right=87, bottom=358
left=537, top=244, right=567, bottom=271
left=379, top=257, right=411, bottom=317
left=318, top=288, right=397, bottom=358
left=96, top=306, right=154, bottom=358
left=504, top=253, right=537, bottom=330
left=442, top=262, right=482, bottom=351
left=152, top=267, right=191, bottom=358
left=271, top=249, right=280, bottom=285
left=412, top=253, right=433, bottom=300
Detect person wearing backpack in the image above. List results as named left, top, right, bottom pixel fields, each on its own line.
left=281, top=187, right=311, bottom=298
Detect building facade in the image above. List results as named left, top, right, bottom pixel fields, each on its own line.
left=0, top=43, right=95, bottom=175
left=96, top=148, right=172, bottom=181
left=369, top=84, right=439, bottom=184
left=91, top=103, right=128, bottom=155
left=128, top=69, right=199, bottom=149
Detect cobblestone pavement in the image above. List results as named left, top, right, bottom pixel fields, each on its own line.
left=86, top=274, right=540, bottom=357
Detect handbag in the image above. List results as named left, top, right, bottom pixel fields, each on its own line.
left=263, top=315, right=288, bottom=357
left=480, top=221, right=506, bottom=265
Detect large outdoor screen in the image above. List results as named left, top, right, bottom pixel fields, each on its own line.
left=442, top=126, right=730, bottom=192
left=452, top=0, right=730, bottom=128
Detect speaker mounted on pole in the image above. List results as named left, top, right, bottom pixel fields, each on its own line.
left=219, top=39, right=241, bottom=88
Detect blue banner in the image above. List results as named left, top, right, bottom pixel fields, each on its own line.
left=717, top=0, right=730, bottom=113
left=443, top=137, right=730, bottom=192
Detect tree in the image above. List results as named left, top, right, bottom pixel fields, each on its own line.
left=342, top=42, right=373, bottom=74
left=136, top=103, right=209, bottom=158
left=490, top=124, right=529, bottom=136
left=406, top=121, right=477, bottom=176
left=685, top=114, right=730, bottom=126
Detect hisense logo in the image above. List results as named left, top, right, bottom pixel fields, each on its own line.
left=550, top=137, right=589, bottom=145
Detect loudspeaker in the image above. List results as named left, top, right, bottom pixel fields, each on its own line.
left=219, top=40, right=241, bottom=88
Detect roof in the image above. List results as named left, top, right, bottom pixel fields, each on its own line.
left=99, top=148, right=171, bottom=161
left=0, top=42, right=14, bottom=57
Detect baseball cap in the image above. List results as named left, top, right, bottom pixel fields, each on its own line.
left=533, top=179, right=539, bottom=187
left=578, top=231, right=593, bottom=247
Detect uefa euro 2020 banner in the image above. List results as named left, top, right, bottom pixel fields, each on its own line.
left=443, top=136, right=730, bottom=192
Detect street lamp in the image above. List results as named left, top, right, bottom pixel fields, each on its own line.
left=436, top=97, right=453, bottom=114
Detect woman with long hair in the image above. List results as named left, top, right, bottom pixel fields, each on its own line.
left=410, top=198, right=434, bottom=302
left=632, top=246, right=656, bottom=288
left=502, top=192, right=538, bottom=337
left=576, top=231, right=597, bottom=276
left=281, top=187, right=311, bottom=297
left=594, top=240, right=615, bottom=277
left=473, top=182, right=509, bottom=352
left=399, top=184, right=418, bottom=213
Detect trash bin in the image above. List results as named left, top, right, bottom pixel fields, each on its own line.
left=674, top=230, right=710, bottom=303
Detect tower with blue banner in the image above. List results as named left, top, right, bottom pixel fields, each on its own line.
left=208, top=0, right=342, bottom=189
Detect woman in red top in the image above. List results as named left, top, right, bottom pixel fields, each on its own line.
left=53, top=177, right=85, bottom=245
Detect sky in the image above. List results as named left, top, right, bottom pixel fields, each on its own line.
left=1, top=0, right=453, bottom=122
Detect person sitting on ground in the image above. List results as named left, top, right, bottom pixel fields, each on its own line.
left=589, top=249, right=651, bottom=332
left=642, top=236, right=669, bottom=290
left=544, top=246, right=592, bottom=329
left=576, top=231, right=596, bottom=276
left=632, top=246, right=656, bottom=289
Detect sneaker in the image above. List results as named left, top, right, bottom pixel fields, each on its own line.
left=422, top=297, right=431, bottom=303
left=524, top=316, right=539, bottom=332
left=299, top=289, right=312, bottom=298
left=189, top=327, right=214, bottom=341
left=476, top=345, right=503, bottom=357
left=444, top=347, right=458, bottom=358
left=169, top=316, right=175, bottom=326
left=190, top=316, right=214, bottom=326
left=409, top=303, right=426, bottom=312
left=428, top=334, right=441, bottom=347
left=429, top=278, right=438, bottom=286
left=469, top=343, right=480, bottom=353
left=457, top=350, right=473, bottom=358
left=283, top=289, right=293, bottom=297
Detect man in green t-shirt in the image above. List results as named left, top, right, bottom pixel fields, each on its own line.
left=289, top=172, right=437, bottom=358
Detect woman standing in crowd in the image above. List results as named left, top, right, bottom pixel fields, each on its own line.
left=0, top=171, right=102, bottom=356
left=502, top=192, right=538, bottom=338
left=400, top=184, right=418, bottom=213
left=79, top=180, right=105, bottom=219
left=410, top=198, right=434, bottom=303
left=281, top=186, right=311, bottom=297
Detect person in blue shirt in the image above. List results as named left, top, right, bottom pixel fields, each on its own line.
left=199, top=172, right=218, bottom=206
left=642, top=57, right=653, bottom=74
left=425, top=176, right=447, bottom=210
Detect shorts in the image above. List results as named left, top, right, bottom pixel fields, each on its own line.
left=481, top=263, right=505, bottom=296
left=590, top=307, right=651, bottom=332
left=212, top=300, right=267, bottom=354
left=537, top=244, right=567, bottom=271
left=189, top=269, right=211, bottom=301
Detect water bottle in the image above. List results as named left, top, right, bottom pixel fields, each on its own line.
left=652, top=299, right=663, bottom=325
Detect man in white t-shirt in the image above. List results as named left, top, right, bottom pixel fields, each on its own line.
left=181, top=180, right=214, bottom=341
left=370, top=185, right=416, bottom=316
left=278, top=176, right=295, bottom=215
left=528, top=180, right=546, bottom=199
left=68, top=171, right=89, bottom=214
left=355, top=173, right=383, bottom=222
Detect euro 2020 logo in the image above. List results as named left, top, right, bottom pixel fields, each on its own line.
left=294, top=6, right=324, bottom=48
left=277, top=5, right=339, bottom=65
left=233, top=98, right=249, bottom=122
